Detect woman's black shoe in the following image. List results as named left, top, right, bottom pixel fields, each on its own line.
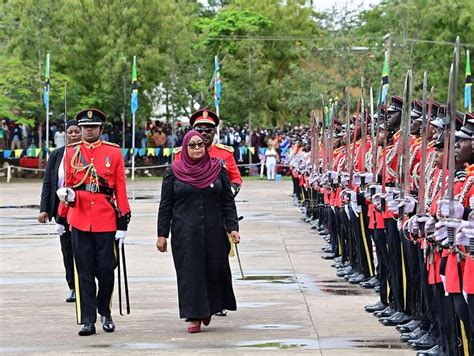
left=78, top=323, right=96, bottom=336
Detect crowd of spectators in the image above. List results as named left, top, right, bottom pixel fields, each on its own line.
left=1, top=116, right=312, bottom=176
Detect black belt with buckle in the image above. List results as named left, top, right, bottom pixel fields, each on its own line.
left=76, top=184, right=114, bottom=196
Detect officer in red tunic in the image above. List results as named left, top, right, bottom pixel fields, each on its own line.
left=57, top=108, right=131, bottom=336
left=174, top=109, right=242, bottom=196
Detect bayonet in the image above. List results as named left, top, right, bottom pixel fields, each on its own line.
left=417, top=74, right=434, bottom=215
left=314, top=112, right=320, bottom=174
left=398, top=70, right=413, bottom=219
left=444, top=37, right=460, bottom=245
left=447, top=37, right=460, bottom=215
left=344, top=87, right=351, bottom=172
left=370, top=86, right=377, bottom=179
left=348, top=99, right=361, bottom=187
left=360, top=78, right=367, bottom=175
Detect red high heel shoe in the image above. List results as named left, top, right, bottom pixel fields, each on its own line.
left=187, top=321, right=201, bottom=333
left=202, top=316, right=211, bottom=326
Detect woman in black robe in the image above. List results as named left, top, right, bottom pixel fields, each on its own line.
left=156, top=130, right=240, bottom=333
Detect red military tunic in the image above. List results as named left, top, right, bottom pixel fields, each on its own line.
left=64, top=140, right=130, bottom=232
left=460, top=165, right=474, bottom=293
left=427, top=168, right=443, bottom=285
left=369, top=146, right=385, bottom=229
left=439, top=169, right=467, bottom=293
left=174, top=143, right=242, bottom=186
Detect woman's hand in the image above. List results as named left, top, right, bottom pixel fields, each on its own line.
left=156, top=236, right=167, bottom=252
left=37, top=212, right=49, bottom=224
left=230, top=231, right=240, bottom=244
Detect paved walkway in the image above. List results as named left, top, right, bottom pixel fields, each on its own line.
left=0, top=179, right=412, bottom=354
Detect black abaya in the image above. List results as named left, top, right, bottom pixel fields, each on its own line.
left=157, top=167, right=239, bottom=319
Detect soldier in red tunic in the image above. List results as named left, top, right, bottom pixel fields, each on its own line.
left=57, top=108, right=131, bottom=336
left=174, top=109, right=242, bottom=196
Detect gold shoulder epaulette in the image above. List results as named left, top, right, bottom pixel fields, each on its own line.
left=466, top=164, right=474, bottom=175
left=66, top=140, right=83, bottom=147
left=103, top=141, right=119, bottom=148
left=173, top=146, right=182, bottom=153
left=215, top=143, right=234, bottom=153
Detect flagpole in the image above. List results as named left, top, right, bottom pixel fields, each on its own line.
left=131, top=55, right=138, bottom=182
left=64, top=82, right=67, bottom=124
left=466, top=49, right=472, bottom=112
left=214, top=55, right=221, bottom=144
left=45, top=53, right=50, bottom=158
left=132, top=110, right=136, bottom=181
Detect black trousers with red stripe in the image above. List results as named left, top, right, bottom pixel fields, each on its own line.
left=71, top=228, right=116, bottom=324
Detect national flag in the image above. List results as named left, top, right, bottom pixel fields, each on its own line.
left=43, top=53, right=50, bottom=108
left=325, top=102, right=332, bottom=127
left=379, top=51, right=389, bottom=105
left=214, top=55, right=221, bottom=110
left=465, top=50, right=472, bottom=110
left=131, top=56, right=138, bottom=114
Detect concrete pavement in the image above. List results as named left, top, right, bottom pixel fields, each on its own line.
left=0, top=179, right=413, bottom=354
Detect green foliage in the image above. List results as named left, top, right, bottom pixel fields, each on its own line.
left=1, top=0, right=472, bottom=130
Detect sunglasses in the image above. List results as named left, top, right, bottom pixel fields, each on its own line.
left=187, top=141, right=205, bottom=149
left=195, top=127, right=215, bottom=134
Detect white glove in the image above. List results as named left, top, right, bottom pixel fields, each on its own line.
left=397, top=195, right=417, bottom=215
left=425, top=216, right=437, bottom=235
left=353, top=173, right=362, bottom=187
left=56, top=187, right=75, bottom=203
left=434, top=220, right=462, bottom=245
left=388, top=198, right=400, bottom=214
left=438, top=198, right=464, bottom=219
left=433, top=222, right=449, bottom=245
left=340, top=173, right=350, bottom=187
left=455, top=229, right=469, bottom=246
left=462, top=224, right=474, bottom=248
left=115, top=230, right=126, bottom=248
left=412, top=215, right=432, bottom=236
left=408, top=216, right=419, bottom=235
left=360, top=172, right=374, bottom=184
left=346, top=190, right=357, bottom=203
left=373, top=193, right=383, bottom=211
left=351, top=201, right=362, bottom=217
left=55, top=223, right=66, bottom=236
